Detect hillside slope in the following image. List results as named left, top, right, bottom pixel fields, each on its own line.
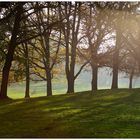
left=1, top=89, right=140, bottom=138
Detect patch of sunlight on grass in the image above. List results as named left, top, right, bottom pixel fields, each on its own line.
left=8, top=90, right=65, bottom=99
left=8, top=92, right=24, bottom=99
left=43, top=106, right=71, bottom=112
left=7, top=101, right=23, bottom=106
left=100, top=92, right=131, bottom=101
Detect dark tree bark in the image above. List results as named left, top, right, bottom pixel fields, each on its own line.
left=45, top=31, right=52, bottom=96
left=0, top=4, right=23, bottom=99
left=46, top=70, right=52, bottom=96
left=67, top=73, right=75, bottom=93
left=24, top=43, right=30, bottom=98
left=91, top=64, right=98, bottom=90
left=111, top=29, right=121, bottom=90
left=64, top=2, right=75, bottom=94
left=90, top=40, right=98, bottom=91
left=44, top=5, right=52, bottom=96
left=111, top=48, right=119, bottom=89
left=129, top=68, right=134, bottom=89
left=129, top=74, right=133, bottom=89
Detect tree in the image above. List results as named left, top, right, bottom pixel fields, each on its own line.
left=120, top=53, right=139, bottom=89
left=79, top=3, right=113, bottom=91
left=0, top=3, right=24, bottom=99
left=59, top=2, right=88, bottom=94
left=106, top=2, right=140, bottom=89
left=26, top=2, right=63, bottom=96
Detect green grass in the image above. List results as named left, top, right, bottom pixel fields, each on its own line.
left=1, top=89, right=140, bottom=138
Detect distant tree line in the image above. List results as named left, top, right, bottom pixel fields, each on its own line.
left=0, top=2, right=140, bottom=99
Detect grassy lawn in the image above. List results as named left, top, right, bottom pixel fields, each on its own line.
left=1, top=89, right=140, bottom=138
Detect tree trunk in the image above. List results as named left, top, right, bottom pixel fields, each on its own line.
left=24, top=43, right=30, bottom=98
left=45, top=29, right=52, bottom=97
left=111, top=30, right=120, bottom=89
left=0, top=4, right=23, bottom=99
left=111, top=51, right=119, bottom=89
left=67, top=75, right=74, bottom=93
left=46, top=70, right=52, bottom=96
left=45, top=5, right=52, bottom=97
left=67, top=44, right=76, bottom=94
left=91, top=64, right=98, bottom=91
left=129, top=69, right=134, bottom=89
